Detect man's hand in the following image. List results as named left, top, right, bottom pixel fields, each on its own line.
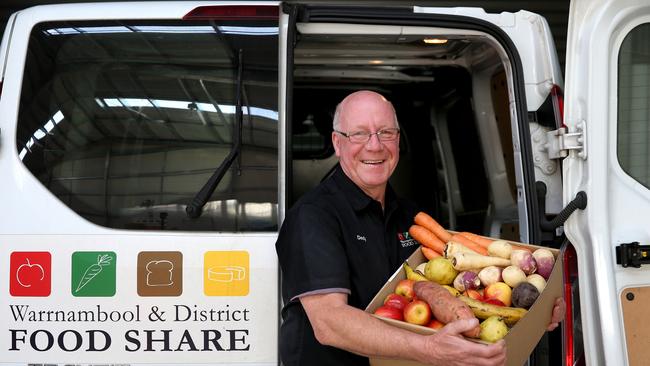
left=421, top=318, right=506, bottom=366
left=547, top=297, right=566, bottom=331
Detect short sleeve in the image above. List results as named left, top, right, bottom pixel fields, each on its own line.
left=276, top=202, right=350, bottom=301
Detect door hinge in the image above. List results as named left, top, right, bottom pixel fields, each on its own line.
left=616, top=242, right=650, bottom=268
left=546, top=121, right=586, bottom=160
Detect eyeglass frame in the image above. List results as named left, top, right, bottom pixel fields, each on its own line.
left=333, top=127, right=400, bottom=144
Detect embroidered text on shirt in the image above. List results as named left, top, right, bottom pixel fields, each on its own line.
left=357, top=235, right=367, bottom=242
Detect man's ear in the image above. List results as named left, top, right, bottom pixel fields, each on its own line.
left=332, top=132, right=342, bottom=157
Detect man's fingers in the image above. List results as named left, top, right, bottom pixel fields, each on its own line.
left=438, top=318, right=479, bottom=336
left=547, top=297, right=566, bottom=331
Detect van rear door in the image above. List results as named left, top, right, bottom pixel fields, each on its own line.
left=0, top=2, right=280, bottom=364
left=563, top=0, right=650, bottom=364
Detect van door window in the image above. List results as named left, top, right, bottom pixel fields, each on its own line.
left=15, top=19, right=279, bottom=231
left=618, top=23, right=650, bottom=188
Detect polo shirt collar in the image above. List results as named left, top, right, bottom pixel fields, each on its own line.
left=332, top=166, right=398, bottom=213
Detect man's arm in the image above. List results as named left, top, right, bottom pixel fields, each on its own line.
left=300, top=292, right=506, bottom=366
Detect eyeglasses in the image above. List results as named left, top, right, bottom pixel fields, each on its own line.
left=334, top=128, right=400, bottom=144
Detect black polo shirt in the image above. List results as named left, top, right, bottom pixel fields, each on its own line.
left=276, top=167, right=419, bottom=366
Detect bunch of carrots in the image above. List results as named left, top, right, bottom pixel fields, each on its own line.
left=409, top=212, right=528, bottom=260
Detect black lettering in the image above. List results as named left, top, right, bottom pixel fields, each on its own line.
left=9, top=305, right=28, bottom=321
left=145, top=329, right=171, bottom=351
left=175, top=305, right=190, bottom=321
left=9, top=329, right=27, bottom=351
left=124, top=330, right=140, bottom=352
left=175, top=329, right=198, bottom=351
left=228, top=329, right=249, bottom=351
left=202, top=329, right=224, bottom=351
left=30, top=329, right=54, bottom=351
left=231, top=310, right=241, bottom=321
left=87, top=329, right=111, bottom=351
left=58, top=330, right=82, bottom=352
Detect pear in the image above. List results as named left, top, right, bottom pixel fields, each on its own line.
left=424, top=258, right=457, bottom=285
left=479, top=316, right=509, bottom=343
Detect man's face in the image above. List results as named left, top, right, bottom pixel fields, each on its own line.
left=332, top=92, right=400, bottom=197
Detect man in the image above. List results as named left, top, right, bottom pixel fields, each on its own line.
left=276, top=90, right=562, bottom=366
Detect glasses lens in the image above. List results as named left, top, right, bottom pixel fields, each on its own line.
left=348, top=133, right=369, bottom=143
left=378, top=129, right=399, bottom=141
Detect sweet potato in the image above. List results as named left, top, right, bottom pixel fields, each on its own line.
left=413, top=281, right=480, bottom=338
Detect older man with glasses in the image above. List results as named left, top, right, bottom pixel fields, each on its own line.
left=275, top=90, right=510, bottom=366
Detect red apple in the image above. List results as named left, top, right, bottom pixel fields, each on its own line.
left=483, top=282, right=513, bottom=306
left=403, top=299, right=432, bottom=325
left=426, top=319, right=445, bottom=330
left=483, top=297, right=506, bottom=307
left=374, top=305, right=403, bottom=321
left=464, top=289, right=483, bottom=301
left=383, top=293, right=410, bottom=311
left=394, top=279, right=416, bottom=301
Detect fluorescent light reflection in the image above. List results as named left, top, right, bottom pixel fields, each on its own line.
left=44, top=26, right=277, bottom=36
left=96, top=97, right=279, bottom=120
left=20, top=110, right=65, bottom=160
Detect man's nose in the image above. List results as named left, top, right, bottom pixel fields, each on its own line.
left=365, top=133, right=384, bottom=150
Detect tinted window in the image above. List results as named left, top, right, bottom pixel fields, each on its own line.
left=16, top=19, right=278, bottom=231
left=618, top=23, right=650, bottom=188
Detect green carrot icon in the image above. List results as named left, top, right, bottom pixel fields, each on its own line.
left=75, top=254, right=112, bottom=293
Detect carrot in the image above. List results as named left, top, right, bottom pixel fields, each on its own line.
left=450, top=252, right=511, bottom=271
left=450, top=233, right=488, bottom=256
left=458, top=232, right=494, bottom=249
left=414, top=281, right=480, bottom=338
left=75, top=254, right=112, bottom=292
left=414, top=212, right=452, bottom=242
left=421, top=246, right=442, bottom=260
left=409, top=224, right=445, bottom=255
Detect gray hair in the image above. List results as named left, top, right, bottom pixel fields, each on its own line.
left=332, top=98, right=399, bottom=131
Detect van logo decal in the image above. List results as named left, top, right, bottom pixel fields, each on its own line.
left=204, top=251, right=249, bottom=296
left=10, top=252, right=51, bottom=297
left=137, top=251, right=183, bottom=296
left=71, top=251, right=116, bottom=297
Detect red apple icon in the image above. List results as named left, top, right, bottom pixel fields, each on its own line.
left=16, top=258, right=45, bottom=287
left=10, top=252, right=51, bottom=297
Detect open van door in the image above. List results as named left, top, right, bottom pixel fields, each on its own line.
left=563, top=0, right=650, bottom=365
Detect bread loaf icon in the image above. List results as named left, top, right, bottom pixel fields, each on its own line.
left=146, top=260, right=174, bottom=286
left=207, top=266, right=245, bottom=282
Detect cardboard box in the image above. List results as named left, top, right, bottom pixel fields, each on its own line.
left=365, top=242, right=562, bottom=366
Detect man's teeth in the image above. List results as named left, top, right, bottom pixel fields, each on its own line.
left=363, top=160, right=383, bottom=164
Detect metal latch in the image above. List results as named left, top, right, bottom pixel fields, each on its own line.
left=616, top=242, right=650, bottom=268
left=546, top=121, right=586, bottom=159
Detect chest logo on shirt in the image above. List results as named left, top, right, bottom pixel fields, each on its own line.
left=356, top=235, right=367, bottom=243
left=398, top=231, right=418, bottom=248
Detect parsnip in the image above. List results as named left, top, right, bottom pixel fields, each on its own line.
left=444, top=240, right=480, bottom=258
left=451, top=252, right=511, bottom=271
left=488, top=240, right=513, bottom=259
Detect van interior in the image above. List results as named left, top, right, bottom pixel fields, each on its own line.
left=291, top=24, right=520, bottom=239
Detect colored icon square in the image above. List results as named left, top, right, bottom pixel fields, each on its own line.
left=204, top=251, right=249, bottom=296
left=10, top=252, right=51, bottom=297
left=71, top=252, right=116, bottom=297
left=137, top=251, right=183, bottom=297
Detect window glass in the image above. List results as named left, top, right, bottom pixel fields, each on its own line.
left=16, top=19, right=279, bottom=231
left=618, top=23, right=650, bottom=188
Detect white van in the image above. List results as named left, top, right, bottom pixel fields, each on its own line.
left=0, top=0, right=647, bottom=365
